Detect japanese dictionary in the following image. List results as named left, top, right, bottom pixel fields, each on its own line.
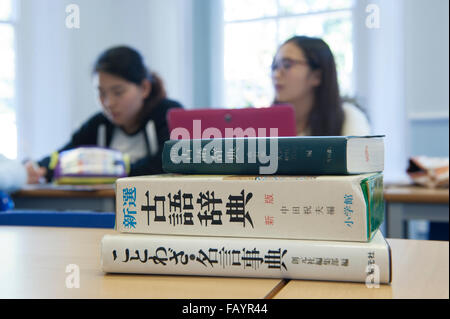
left=115, top=173, right=384, bottom=242
left=101, top=229, right=392, bottom=283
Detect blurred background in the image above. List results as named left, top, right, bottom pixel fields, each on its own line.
left=0, top=0, right=448, bottom=184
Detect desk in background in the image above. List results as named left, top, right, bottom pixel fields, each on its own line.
left=13, top=184, right=448, bottom=239
left=9, top=184, right=449, bottom=239
left=0, top=226, right=448, bottom=299
left=0, top=210, right=115, bottom=228
left=383, top=185, right=449, bottom=239
left=11, top=184, right=116, bottom=212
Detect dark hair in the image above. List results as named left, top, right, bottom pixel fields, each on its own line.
left=277, top=36, right=344, bottom=136
left=93, top=46, right=166, bottom=121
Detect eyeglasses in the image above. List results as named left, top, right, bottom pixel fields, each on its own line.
left=271, top=58, right=309, bottom=72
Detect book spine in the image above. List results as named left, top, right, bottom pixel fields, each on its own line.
left=101, top=232, right=391, bottom=284
left=116, top=174, right=383, bottom=241
left=360, top=173, right=385, bottom=240
left=162, top=137, right=349, bottom=175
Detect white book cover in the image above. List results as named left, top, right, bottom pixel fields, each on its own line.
left=115, top=173, right=384, bottom=242
left=101, top=229, right=392, bottom=284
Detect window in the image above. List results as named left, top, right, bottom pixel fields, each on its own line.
left=0, top=0, right=17, bottom=159
left=223, top=0, right=354, bottom=108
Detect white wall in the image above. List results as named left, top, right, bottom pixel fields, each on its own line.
left=353, top=0, right=408, bottom=182
left=146, top=0, right=194, bottom=109
left=404, top=0, right=449, bottom=157
left=353, top=0, right=449, bottom=181
left=16, top=0, right=194, bottom=160
left=16, top=0, right=72, bottom=160
left=404, top=0, right=449, bottom=118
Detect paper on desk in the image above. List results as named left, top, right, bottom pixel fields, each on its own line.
left=407, top=156, right=449, bottom=188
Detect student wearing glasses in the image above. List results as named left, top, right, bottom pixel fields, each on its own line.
left=271, top=35, right=370, bottom=136
left=37, top=46, right=183, bottom=181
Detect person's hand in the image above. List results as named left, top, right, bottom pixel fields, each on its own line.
left=24, top=161, right=47, bottom=184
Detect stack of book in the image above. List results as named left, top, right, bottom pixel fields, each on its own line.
left=101, top=135, right=392, bottom=284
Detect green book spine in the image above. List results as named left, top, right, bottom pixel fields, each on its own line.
left=360, top=173, right=385, bottom=241
left=162, top=136, right=350, bottom=175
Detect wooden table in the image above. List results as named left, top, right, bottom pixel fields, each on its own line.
left=0, top=226, right=448, bottom=299
left=383, top=185, right=449, bottom=238
left=274, top=238, right=449, bottom=299
left=11, top=184, right=116, bottom=212
left=0, top=226, right=282, bottom=299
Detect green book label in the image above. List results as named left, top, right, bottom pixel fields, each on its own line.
left=163, top=137, right=349, bottom=174
left=360, top=173, right=385, bottom=240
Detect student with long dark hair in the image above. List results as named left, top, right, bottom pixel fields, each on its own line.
left=272, top=35, right=370, bottom=136
left=38, top=46, right=183, bottom=180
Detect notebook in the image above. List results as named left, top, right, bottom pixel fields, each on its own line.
left=167, top=104, right=297, bottom=139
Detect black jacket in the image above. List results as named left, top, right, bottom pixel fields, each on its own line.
left=39, top=98, right=183, bottom=181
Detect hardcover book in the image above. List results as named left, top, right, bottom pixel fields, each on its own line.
left=162, top=135, right=384, bottom=175
left=101, top=229, right=392, bottom=284
left=115, top=173, right=384, bottom=242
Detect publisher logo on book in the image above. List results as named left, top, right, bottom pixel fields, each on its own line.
left=169, top=120, right=279, bottom=174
